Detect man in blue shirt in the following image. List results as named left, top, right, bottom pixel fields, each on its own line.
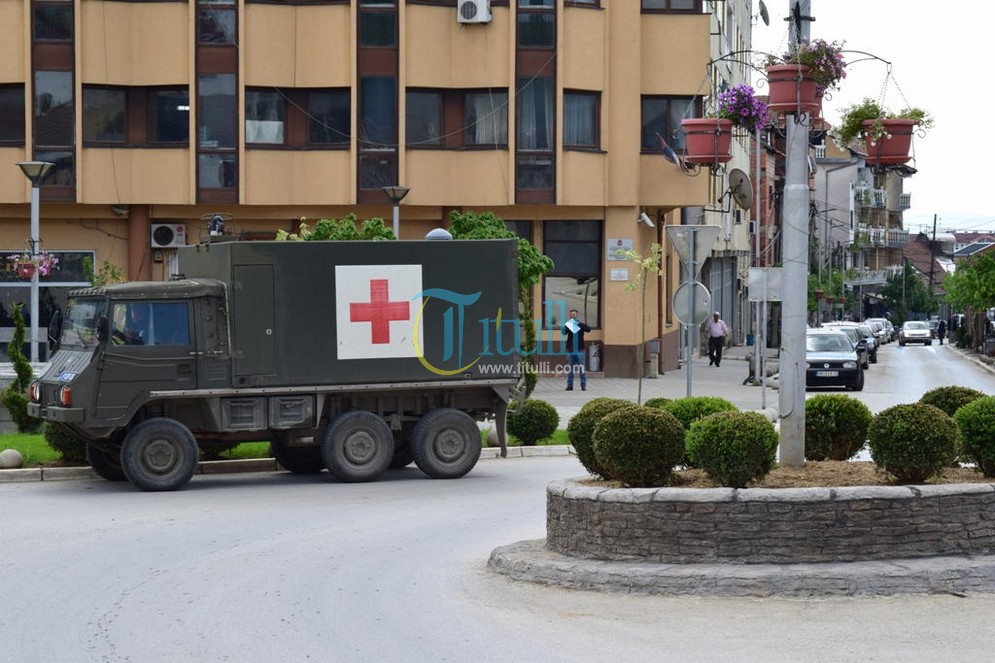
left=562, top=309, right=591, bottom=391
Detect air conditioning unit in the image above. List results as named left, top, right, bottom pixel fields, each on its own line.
left=457, top=0, right=491, bottom=24
left=151, top=223, right=187, bottom=249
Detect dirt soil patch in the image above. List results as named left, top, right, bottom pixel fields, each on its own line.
left=588, top=461, right=990, bottom=489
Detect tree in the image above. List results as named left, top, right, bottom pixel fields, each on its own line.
left=276, top=214, right=395, bottom=241
left=1, top=303, right=42, bottom=433
left=624, top=244, right=663, bottom=405
left=878, top=260, right=937, bottom=325
left=943, top=252, right=995, bottom=313
left=448, top=210, right=554, bottom=398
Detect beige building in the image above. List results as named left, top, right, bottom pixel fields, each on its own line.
left=0, top=0, right=755, bottom=374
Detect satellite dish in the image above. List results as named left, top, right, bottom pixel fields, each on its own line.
left=728, top=168, right=753, bottom=210
left=758, top=0, right=770, bottom=26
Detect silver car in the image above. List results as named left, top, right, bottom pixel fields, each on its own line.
left=899, top=320, right=933, bottom=346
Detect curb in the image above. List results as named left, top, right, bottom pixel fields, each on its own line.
left=0, top=445, right=577, bottom=484
left=488, top=539, right=995, bottom=597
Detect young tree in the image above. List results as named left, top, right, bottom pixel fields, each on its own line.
left=624, top=244, right=663, bottom=405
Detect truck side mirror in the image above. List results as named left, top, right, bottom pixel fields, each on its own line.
left=96, top=316, right=109, bottom=344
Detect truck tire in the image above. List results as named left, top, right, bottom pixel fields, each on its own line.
left=321, top=411, right=394, bottom=483
left=270, top=436, right=324, bottom=474
left=411, top=408, right=481, bottom=479
left=86, top=442, right=126, bottom=482
left=120, top=418, right=199, bottom=491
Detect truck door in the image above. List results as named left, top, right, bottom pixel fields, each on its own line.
left=195, top=296, right=230, bottom=389
left=97, top=300, right=197, bottom=421
left=232, top=264, right=276, bottom=383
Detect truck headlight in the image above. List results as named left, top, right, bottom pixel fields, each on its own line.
left=59, top=386, right=72, bottom=407
left=28, top=382, right=40, bottom=403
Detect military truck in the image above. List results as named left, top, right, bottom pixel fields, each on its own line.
left=28, top=238, right=521, bottom=491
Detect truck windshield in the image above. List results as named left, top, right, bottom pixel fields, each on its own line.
left=60, top=297, right=106, bottom=349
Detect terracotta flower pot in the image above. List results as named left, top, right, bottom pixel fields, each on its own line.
left=680, top=118, right=733, bottom=165
left=15, top=262, right=36, bottom=281
left=765, top=64, right=821, bottom=115
left=862, top=119, right=916, bottom=166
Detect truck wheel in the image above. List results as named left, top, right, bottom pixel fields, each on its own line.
left=86, top=442, right=126, bottom=482
left=120, top=418, right=199, bottom=491
left=321, top=411, right=393, bottom=482
left=411, top=408, right=481, bottom=479
left=270, top=436, right=324, bottom=474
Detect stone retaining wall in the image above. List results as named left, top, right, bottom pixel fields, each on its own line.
left=547, top=479, right=995, bottom=564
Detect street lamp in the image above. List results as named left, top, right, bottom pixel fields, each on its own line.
left=17, top=160, right=55, bottom=364
left=382, top=185, right=410, bottom=239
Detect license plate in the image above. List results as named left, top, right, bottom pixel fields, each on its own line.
left=816, top=370, right=838, bottom=377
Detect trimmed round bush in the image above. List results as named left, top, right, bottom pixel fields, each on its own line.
left=953, top=396, right=995, bottom=477
left=43, top=422, right=87, bottom=465
left=643, top=397, right=671, bottom=409
left=566, top=398, right=637, bottom=478
left=804, top=394, right=873, bottom=461
left=919, top=386, right=986, bottom=417
left=686, top=411, right=778, bottom=488
left=868, top=403, right=958, bottom=484
left=663, top=396, right=738, bottom=430
left=592, top=406, right=685, bottom=487
left=507, top=399, right=559, bottom=446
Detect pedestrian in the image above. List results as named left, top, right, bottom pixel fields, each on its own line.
left=705, top=311, right=729, bottom=367
left=562, top=308, right=591, bottom=391
left=937, top=319, right=947, bottom=345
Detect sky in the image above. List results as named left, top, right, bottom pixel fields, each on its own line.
left=750, top=0, right=994, bottom=235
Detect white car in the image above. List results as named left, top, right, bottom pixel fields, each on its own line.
left=899, top=321, right=932, bottom=346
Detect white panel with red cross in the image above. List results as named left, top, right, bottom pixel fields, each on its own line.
left=335, top=264, right=424, bottom=360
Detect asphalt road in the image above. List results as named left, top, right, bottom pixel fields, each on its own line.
left=3, top=341, right=995, bottom=662
left=4, top=453, right=995, bottom=662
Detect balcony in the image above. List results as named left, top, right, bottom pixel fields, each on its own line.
left=898, top=192, right=912, bottom=211
left=855, top=226, right=909, bottom=249
left=855, top=187, right=887, bottom=209
left=845, top=268, right=890, bottom=288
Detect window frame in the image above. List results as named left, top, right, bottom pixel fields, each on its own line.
left=640, top=95, right=697, bottom=153
left=0, top=85, right=26, bottom=145
left=562, top=90, right=600, bottom=151
left=641, top=0, right=702, bottom=12
left=82, top=85, right=190, bottom=147
left=541, top=220, right=603, bottom=330
left=244, top=87, right=351, bottom=149
left=405, top=87, right=509, bottom=150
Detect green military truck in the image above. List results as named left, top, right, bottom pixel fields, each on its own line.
left=28, top=238, right=522, bottom=491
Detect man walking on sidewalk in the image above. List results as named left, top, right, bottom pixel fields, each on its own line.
left=705, top=311, right=729, bottom=367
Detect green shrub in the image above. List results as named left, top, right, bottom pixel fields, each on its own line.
left=43, top=422, right=87, bottom=465
left=507, top=399, right=559, bottom=446
left=686, top=411, right=778, bottom=488
left=1, top=303, right=41, bottom=434
left=643, top=397, right=671, bottom=409
left=663, top=396, right=738, bottom=429
left=566, top=398, right=637, bottom=478
left=919, top=386, right=986, bottom=417
left=804, top=394, right=872, bottom=461
left=868, top=403, right=958, bottom=484
left=953, top=396, right=995, bottom=477
left=592, top=406, right=685, bottom=487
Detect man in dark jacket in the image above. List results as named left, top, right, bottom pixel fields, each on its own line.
left=562, top=309, right=591, bottom=391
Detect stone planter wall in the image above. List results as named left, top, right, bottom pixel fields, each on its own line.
left=547, top=479, right=995, bottom=564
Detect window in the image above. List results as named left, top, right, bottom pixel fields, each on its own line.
left=82, top=86, right=189, bottom=146
left=245, top=90, right=285, bottom=144
left=360, top=76, right=396, bottom=148
left=563, top=91, right=599, bottom=149
left=111, top=302, right=191, bottom=347
left=198, top=74, right=236, bottom=190
left=405, top=88, right=508, bottom=149
left=83, top=88, right=126, bottom=143
left=518, top=0, right=555, bottom=48
left=641, top=95, right=695, bottom=152
left=198, top=0, right=236, bottom=44
left=543, top=221, right=602, bottom=329
left=504, top=220, right=532, bottom=241
left=642, top=0, right=700, bottom=11
left=34, top=2, right=73, bottom=42
left=516, top=76, right=553, bottom=191
left=359, top=1, right=397, bottom=47
left=35, top=71, right=74, bottom=148
left=245, top=87, right=351, bottom=147
left=0, top=85, right=25, bottom=144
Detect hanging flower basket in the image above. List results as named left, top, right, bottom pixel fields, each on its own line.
left=680, top=118, right=733, bottom=165
left=862, top=118, right=916, bottom=166
left=8, top=251, right=59, bottom=281
left=765, top=64, right=822, bottom=115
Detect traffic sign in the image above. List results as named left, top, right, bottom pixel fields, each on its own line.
left=673, top=281, right=711, bottom=325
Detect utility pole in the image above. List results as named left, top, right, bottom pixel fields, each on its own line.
left=778, top=0, right=812, bottom=468
left=928, top=213, right=937, bottom=292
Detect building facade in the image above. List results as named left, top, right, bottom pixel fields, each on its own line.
left=0, top=0, right=758, bottom=373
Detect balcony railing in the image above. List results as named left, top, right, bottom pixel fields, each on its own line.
left=855, top=187, right=887, bottom=209
left=898, top=192, right=912, bottom=211
left=855, top=227, right=909, bottom=249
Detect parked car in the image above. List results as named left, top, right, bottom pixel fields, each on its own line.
left=899, top=320, right=933, bottom=346
left=864, top=319, right=889, bottom=344
left=867, top=317, right=896, bottom=343
left=822, top=323, right=870, bottom=368
left=806, top=329, right=864, bottom=391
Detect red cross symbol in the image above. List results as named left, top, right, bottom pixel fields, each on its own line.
left=349, top=279, right=410, bottom=344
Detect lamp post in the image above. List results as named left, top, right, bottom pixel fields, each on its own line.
left=17, top=160, right=55, bottom=363
left=382, top=185, right=410, bottom=239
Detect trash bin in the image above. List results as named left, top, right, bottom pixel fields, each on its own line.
left=645, top=352, right=659, bottom=378
left=746, top=334, right=755, bottom=346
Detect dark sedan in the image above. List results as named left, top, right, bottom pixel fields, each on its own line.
left=806, top=329, right=864, bottom=391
